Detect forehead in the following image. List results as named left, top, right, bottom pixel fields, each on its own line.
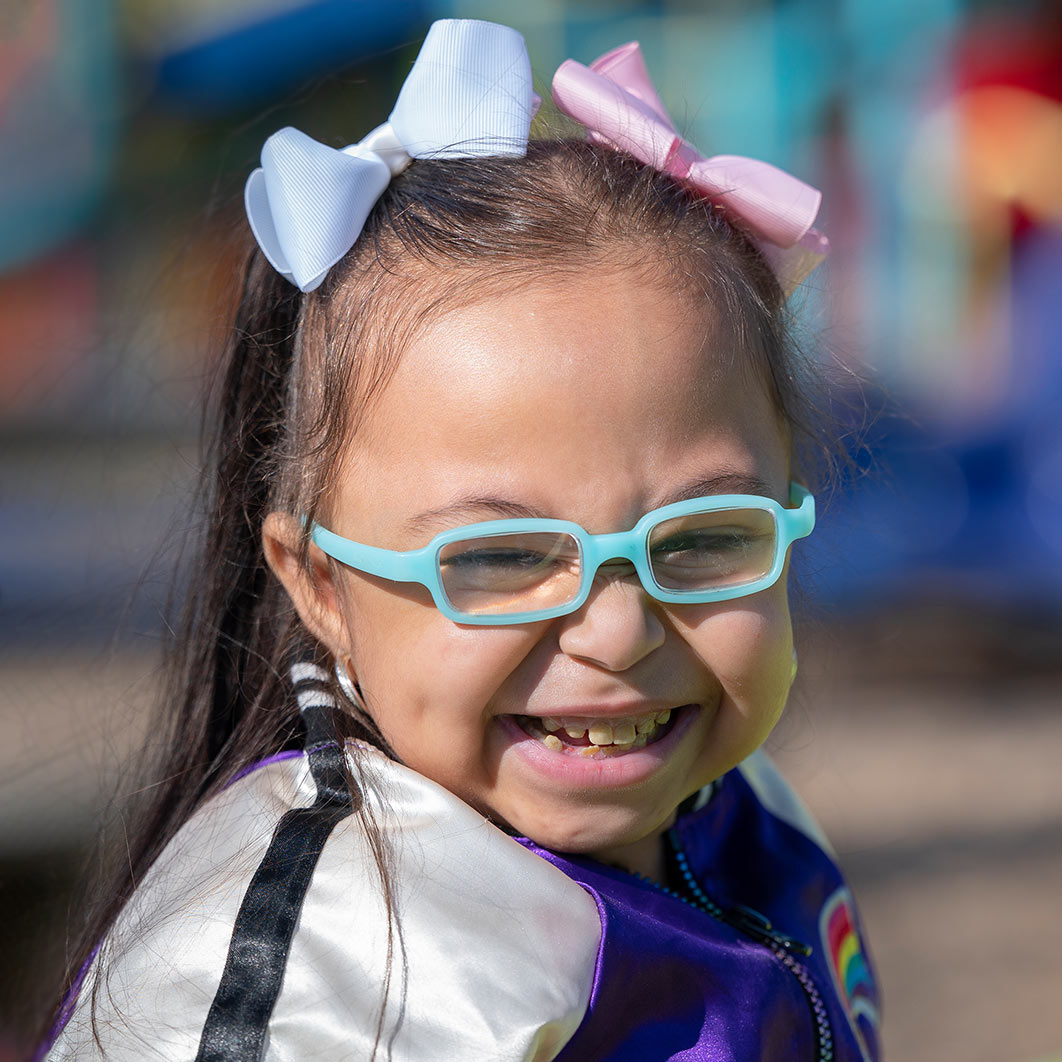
left=341, top=269, right=789, bottom=529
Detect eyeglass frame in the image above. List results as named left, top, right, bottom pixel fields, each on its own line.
left=307, top=482, right=815, bottom=626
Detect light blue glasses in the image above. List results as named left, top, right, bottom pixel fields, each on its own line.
left=309, top=483, right=814, bottom=626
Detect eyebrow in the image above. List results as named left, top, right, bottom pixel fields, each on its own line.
left=404, top=472, right=777, bottom=535
left=404, top=497, right=547, bottom=535
left=659, top=471, right=777, bottom=506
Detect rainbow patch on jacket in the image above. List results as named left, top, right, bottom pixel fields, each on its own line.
left=820, top=887, right=879, bottom=1061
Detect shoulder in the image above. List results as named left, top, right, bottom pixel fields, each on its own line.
left=47, top=747, right=600, bottom=1062
left=47, top=753, right=315, bottom=1060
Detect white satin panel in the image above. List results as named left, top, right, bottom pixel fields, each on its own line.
left=48, top=748, right=601, bottom=1061
left=48, top=756, right=316, bottom=1060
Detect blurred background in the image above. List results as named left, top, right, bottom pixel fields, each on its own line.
left=1, top=0, right=1060, bottom=1058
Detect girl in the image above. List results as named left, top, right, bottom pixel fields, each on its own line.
left=41, top=19, right=880, bottom=1062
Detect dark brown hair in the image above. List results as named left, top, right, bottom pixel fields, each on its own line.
left=40, top=136, right=831, bottom=1054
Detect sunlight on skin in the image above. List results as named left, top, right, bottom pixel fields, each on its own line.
left=265, top=269, right=796, bottom=883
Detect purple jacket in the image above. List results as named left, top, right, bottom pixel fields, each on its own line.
left=45, top=719, right=878, bottom=1061
left=524, top=759, right=879, bottom=1061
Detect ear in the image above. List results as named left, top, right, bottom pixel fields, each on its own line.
left=262, top=511, right=351, bottom=657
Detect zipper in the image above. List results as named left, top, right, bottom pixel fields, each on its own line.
left=636, top=830, right=836, bottom=1062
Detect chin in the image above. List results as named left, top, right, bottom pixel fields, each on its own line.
left=505, top=803, right=671, bottom=859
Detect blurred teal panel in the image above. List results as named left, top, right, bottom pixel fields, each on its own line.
left=772, top=0, right=840, bottom=165
left=0, top=0, right=119, bottom=272
left=839, top=0, right=961, bottom=365
left=559, top=6, right=785, bottom=162
left=681, top=6, right=781, bottom=162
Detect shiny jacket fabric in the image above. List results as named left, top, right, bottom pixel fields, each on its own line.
left=45, top=741, right=879, bottom=1061
left=523, top=756, right=880, bottom=1061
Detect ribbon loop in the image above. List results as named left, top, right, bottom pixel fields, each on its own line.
left=246, top=126, right=391, bottom=293
left=245, top=20, right=534, bottom=292
left=245, top=23, right=827, bottom=295
left=552, top=41, right=828, bottom=292
left=389, top=19, right=534, bottom=160
left=553, top=58, right=681, bottom=173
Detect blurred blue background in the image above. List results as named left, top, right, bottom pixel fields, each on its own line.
left=1, top=2, right=1060, bottom=1060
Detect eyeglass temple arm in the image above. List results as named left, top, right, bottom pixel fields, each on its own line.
left=308, top=523, right=430, bottom=584
left=787, top=482, right=816, bottom=539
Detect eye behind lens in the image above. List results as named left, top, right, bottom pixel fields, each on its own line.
left=438, top=531, right=582, bottom=615
left=648, top=508, right=777, bottom=591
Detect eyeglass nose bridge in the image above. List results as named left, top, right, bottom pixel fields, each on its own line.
left=578, top=528, right=650, bottom=584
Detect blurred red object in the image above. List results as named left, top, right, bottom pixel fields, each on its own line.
left=0, top=249, right=97, bottom=417
left=953, top=3, right=1062, bottom=236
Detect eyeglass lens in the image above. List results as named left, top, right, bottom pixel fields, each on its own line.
left=437, top=507, right=779, bottom=617
left=647, top=507, right=776, bottom=590
left=438, top=532, right=582, bottom=616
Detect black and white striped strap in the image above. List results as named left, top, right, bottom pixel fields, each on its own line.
left=194, top=663, right=357, bottom=1062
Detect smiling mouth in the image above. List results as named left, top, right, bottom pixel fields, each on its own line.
left=513, top=707, right=691, bottom=758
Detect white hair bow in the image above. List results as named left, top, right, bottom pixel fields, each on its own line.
left=244, top=20, right=535, bottom=293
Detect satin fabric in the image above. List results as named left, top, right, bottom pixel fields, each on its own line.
left=245, top=19, right=535, bottom=292
left=550, top=40, right=830, bottom=297
left=524, top=751, right=881, bottom=1061
left=48, top=746, right=879, bottom=1061
left=48, top=750, right=599, bottom=1061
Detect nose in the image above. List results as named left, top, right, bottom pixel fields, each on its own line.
left=556, top=564, right=666, bottom=671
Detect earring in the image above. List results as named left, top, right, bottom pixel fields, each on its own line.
left=334, top=654, right=368, bottom=714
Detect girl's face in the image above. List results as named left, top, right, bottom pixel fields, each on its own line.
left=301, top=268, right=794, bottom=874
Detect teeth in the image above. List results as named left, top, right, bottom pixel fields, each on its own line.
left=524, top=706, right=686, bottom=756
left=587, top=722, right=614, bottom=746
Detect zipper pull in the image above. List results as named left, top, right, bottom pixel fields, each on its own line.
left=727, top=903, right=813, bottom=957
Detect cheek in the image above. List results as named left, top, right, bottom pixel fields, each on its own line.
left=723, top=604, right=792, bottom=696
left=339, top=577, right=541, bottom=730
left=676, top=588, right=794, bottom=721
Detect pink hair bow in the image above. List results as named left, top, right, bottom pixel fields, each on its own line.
left=552, top=42, right=829, bottom=293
